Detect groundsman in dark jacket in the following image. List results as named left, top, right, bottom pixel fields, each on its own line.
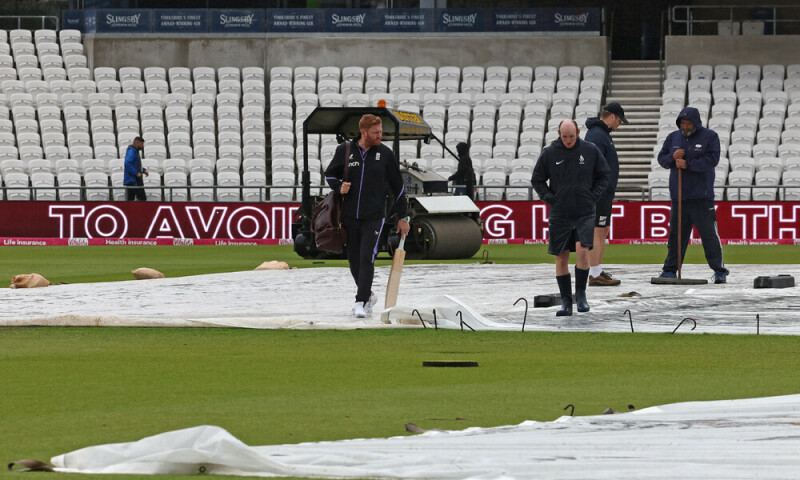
left=584, top=116, right=620, bottom=195
left=656, top=106, right=728, bottom=283
left=583, top=101, right=627, bottom=287
left=448, top=142, right=476, bottom=199
left=531, top=120, right=610, bottom=317
left=657, top=106, right=719, bottom=201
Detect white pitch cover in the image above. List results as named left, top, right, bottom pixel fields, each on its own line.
left=51, top=394, right=800, bottom=478
left=2, top=264, right=800, bottom=334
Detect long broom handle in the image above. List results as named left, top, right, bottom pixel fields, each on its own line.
left=677, top=167, right=683, bottom=280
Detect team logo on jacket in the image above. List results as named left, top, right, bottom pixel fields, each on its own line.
left=579, top=155, right=585, bottom=165
left=376, top=153, right=381, bottom=161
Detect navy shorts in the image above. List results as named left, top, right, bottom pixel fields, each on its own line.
left=548, top=214, right=595, bottom=255
left=595, top=193, right=614, bottom=227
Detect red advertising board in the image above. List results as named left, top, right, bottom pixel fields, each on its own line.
left=0, top=202, right=299, bottom=240
left=0, top=200, right=798, bottom=245
left=476, top=201, right=800, bottom=245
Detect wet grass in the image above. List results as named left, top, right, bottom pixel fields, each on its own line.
left=1, top=244, right=796, bottom=478
left=0, top=244, right=793, bottom=286
left=1, top=327, right=799, bottom=480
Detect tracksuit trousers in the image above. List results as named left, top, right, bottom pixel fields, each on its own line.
left=662, top=198, right=728, bottom=275
left=344, top=217, right=385, bottom=303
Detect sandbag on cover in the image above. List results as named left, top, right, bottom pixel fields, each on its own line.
left=131, top=268, right=165, bottom=280
left=10, top=273, right=51, bottom=288
left=254, top=261, right=290, bottom=271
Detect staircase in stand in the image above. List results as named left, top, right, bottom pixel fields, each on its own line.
left=604, top=59, right=662, bottom=200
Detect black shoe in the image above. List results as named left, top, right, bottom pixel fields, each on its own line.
left=556, top=296, right=573, bottom=316
left=576, top=290, right=590, bottom=313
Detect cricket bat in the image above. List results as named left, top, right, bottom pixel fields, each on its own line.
left=384, top=234, right=406, bottom=309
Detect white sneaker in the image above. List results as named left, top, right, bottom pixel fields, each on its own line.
left=353, top=301, right=367, bottom=318
left=364, top=292, right=378, bottom=315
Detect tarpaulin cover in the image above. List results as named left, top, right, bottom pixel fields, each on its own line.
left=51, top=394, right=800, bottom=479
left=2, top=264, right=799, bottom=335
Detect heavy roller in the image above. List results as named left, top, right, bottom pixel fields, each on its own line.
left=292, top=107, right=482, bottom=260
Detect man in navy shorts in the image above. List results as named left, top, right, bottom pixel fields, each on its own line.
left=532, top=120, right=610, bottom=316
left=584, top=102, right=628, bottom=286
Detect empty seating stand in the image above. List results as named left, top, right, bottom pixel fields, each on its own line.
left=263, top=63, right=605, bottom=200
left=656, top=62, right=800, bottom=200
left=0, top=28, right=274, bottom=202
left=15, top=34, right=799, bottom=203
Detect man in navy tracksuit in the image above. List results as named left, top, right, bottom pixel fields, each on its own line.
left=325, top=115, right=410, bottom=318
left=657, top=107, right=729, bottom=283
left=584, top=102, right=628, bottom=286
left=531, top=120, right=610, bottom=316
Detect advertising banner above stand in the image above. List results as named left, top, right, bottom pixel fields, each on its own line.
left=70, top=7, right=601, bottom=34
left=154, top=10, right=208, bottom=33
left=210, top=10, right=266, bottom=33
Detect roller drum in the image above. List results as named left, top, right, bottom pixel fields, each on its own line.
left=416, top=215, right=482, bottom=259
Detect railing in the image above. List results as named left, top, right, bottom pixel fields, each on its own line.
left=0, top=184, right=532, bottom=202
left=604, top=8, right=614, bottom=99
left=0, top=184, right=273, bottom=203
left=1, top=184, right=795, bottom=203
left=658, top=9, right=666, bottom=94
left=475, top=184, right=535, bottom=201
left=646, top=184, right=797, bottom=201
left=669, top=4, right=800, bottom=35
left=0, top=15, right=59, bottom=31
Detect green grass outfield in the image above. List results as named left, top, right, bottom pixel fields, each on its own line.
left=1, top=244, right=798, bottom=479
left=2, top=328, right=799, bottom=480
left=0, top=244, right=796, bottom=285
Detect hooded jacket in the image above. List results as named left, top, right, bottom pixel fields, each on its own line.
left=531, top=137, right=610, bottom=218
left=583, top=117, right=619, bottom=195
left=657, top=107, right=720, bottom=201
left=324, top=139, right=408, bottom=221
left=448, top=142, right=476, bottom=187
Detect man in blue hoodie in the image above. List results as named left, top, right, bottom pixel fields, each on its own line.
left=657, top=107, right=729, bottom=283
left=584, top=102, right=628, bottom=287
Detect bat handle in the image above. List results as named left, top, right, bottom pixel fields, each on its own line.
left=398, top=234, right=406, bottom=251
